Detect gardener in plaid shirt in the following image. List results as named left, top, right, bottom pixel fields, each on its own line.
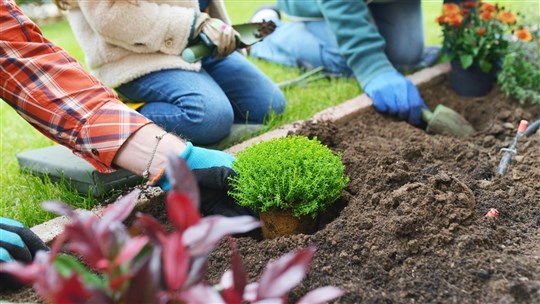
left=0, top=0, right=248, bottom=277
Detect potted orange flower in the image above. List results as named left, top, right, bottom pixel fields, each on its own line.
left=437, top=1, right=533, bottom=96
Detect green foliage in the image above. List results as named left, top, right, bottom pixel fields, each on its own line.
left=497, top=29, right=540, bottom=105
left=229, top=136, right=349, bottom=218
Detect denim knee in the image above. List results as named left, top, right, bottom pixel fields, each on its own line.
left=386, top=45, right=423, bottom=67
left=270, top=88, right=286, bottom=115
left=189, top=104, right=233, bottom=145
left=153, top=95, right=234, bottom=145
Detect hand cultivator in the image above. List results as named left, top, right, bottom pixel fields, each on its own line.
left=497, top=120, right=529, bottom=176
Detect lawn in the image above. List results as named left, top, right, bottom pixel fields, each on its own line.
left=1, top=0, right=537, bottom=226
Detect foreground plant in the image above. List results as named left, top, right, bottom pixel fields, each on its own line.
left=438, top=1, right=532, bottom=72
left=1, top=154, right=343, bottom=303
left=229, top=136, right=349, bottom=218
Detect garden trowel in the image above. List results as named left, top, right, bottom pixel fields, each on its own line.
left=420, top=105, right=475, bottom=137
left=182, top=21, right=276, bottom=63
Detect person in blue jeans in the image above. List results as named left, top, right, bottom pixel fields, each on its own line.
left=250, top=0, right=467, bottom=126
left=116, top=53, right=285, bottom=146
left=54, top=0, right=286, bottom=146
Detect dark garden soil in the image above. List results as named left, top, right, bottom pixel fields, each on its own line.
left=205, top=76, right=540, bottom=303
left=3, top=75, right=539, bottom=303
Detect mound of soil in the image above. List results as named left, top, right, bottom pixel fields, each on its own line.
left=206, top=76, right=540, bottom=303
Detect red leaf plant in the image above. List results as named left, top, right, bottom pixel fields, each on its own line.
left=1, top=155, right=344, bottom=303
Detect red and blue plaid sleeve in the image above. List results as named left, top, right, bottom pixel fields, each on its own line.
left=0, top=0, right=152, bottom=172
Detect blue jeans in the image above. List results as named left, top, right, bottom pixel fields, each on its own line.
left=116, top=52, right=285, bottom=145
left=250, top=0, right=423, bottom=74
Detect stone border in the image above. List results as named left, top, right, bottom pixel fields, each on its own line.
left=31, top=62, right=451, bottom=244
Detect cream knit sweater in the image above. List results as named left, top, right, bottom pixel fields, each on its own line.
left=66, top=0, right=231, bottom=88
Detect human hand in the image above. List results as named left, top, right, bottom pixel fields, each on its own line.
left=153, top=143, right=255, bottom=217
left=192, top=12, right=239, bottom=58
left=0, top=217, right=48, bottom=290
left=363, top=71, right=428, bottom=126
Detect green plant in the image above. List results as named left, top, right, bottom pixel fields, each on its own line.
left=229, top=135, right=349, bottom=218
left=497, top=25, right=540, bottom=105
left=437, top=1, right=533, bottom=72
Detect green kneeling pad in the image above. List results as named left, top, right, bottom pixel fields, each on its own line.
left=17, top=145, right=143, bottom=197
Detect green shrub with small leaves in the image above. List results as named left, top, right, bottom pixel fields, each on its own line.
left=229, top=136, right=349, bottom=218
left=497, top=26, right=540, bottom=105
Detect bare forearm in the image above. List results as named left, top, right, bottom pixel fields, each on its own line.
left=114, top=124, right=187, bottom=181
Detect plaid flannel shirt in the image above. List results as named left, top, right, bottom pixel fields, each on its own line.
left=0, top=0, right=151, bottom=173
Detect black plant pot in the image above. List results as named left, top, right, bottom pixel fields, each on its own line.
left=449, top=60, right=496, bottom=97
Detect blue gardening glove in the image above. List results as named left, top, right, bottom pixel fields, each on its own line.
left=155, top=143, right=255, bottom=217
left=0, top=217, right=48, bottom=290
left=180, top=142, right=235, bottom=171
left=364, top=71, right=428, bottom=126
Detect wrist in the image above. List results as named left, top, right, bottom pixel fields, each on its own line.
left=114, top=124, right=186, bottom=180
left=364, top=70, right=405, bottom=91
left=179, top=142, right=195, bottom=168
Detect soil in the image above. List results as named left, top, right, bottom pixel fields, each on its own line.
left=205, top=76, right=540, bottom=303
left=3, top=75, right=539, bottom=303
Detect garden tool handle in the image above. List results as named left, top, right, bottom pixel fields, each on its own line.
left=182, top=43, right=212, bottom=64
left=182, top=22, right=275, bottom=63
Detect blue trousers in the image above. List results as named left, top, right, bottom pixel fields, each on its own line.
left=250, top=0, right=424, bottom=75
left=116, top=52, right=286, bottom=145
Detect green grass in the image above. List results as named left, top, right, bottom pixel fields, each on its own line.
left=2, top=0, right=538, bottom=226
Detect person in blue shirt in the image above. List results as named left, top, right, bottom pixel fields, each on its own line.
left=250, top=0, right=467, bottom=126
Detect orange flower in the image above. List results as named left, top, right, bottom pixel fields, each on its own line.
left=480, top=11, right=493, bottom=20
left=477, top=28, right=486, bottom=35
left=464, top=1, right=477, bottom=8
left=497, top=11, right=516, bottom=24
left=442, top=3, right=460, bottom=16
left=515, top=27, right=533, bottom=41
left=480, top=2, right=497, bottom=12
left=447, top=14, right=464, bottom=27
left=437, top=15, right=446, bottom=25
